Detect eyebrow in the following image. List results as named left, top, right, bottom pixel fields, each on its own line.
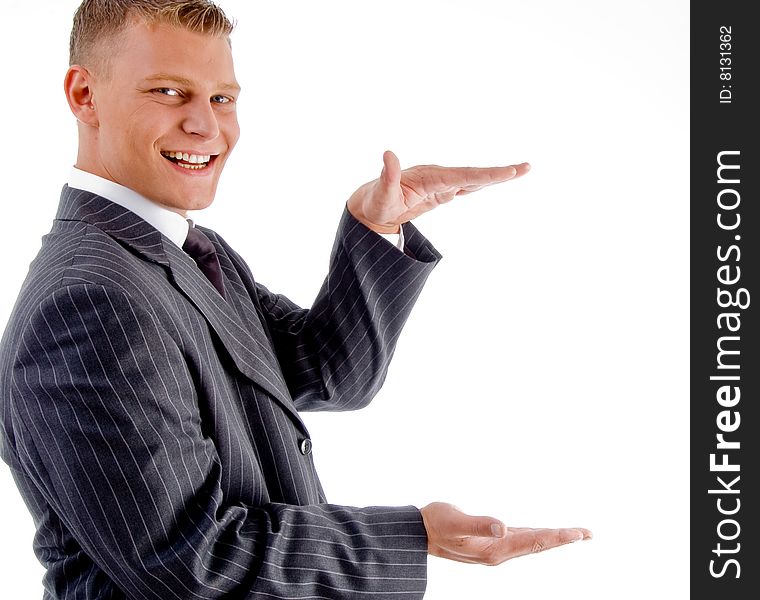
left=141, top=74, right=241, bottom=93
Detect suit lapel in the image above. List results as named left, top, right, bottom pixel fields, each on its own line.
left=163, top=241, right=300, bottom=418
left=57, top=186, right=303, bottom=429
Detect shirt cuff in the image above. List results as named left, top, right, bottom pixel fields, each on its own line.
left=379, top=226, right=405, bottom=251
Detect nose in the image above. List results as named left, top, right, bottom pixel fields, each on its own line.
left=181, top=97, right=220, bottom=139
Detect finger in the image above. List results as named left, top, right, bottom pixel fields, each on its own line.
left=441, top=164, right=520, bottom=188
left=510, top=162, right=531, bottom=179
left=453, top=527, right=590, bottom=565
left=500, top=527, right=588, bottom=559
left=381, top=149, right=401, bottom=190
left=462, top=163, right=530, bottom=192
left=453, top=163, right=531, bottom=197
left=507, top=526, right=592, bottom=540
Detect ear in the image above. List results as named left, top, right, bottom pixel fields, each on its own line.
left=64, top=65, right=99, bottom=126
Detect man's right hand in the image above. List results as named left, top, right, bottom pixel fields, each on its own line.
left=420, top=502, right=592, bottom=565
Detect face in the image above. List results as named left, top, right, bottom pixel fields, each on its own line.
left=81, top=20, right=241, bottom=214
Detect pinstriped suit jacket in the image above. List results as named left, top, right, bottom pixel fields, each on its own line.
left=0, top=185, right=442, bottom=599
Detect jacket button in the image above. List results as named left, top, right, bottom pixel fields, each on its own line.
left=299, top=438, right=313, bottom=455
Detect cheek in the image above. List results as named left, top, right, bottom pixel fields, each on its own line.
left=119, top=106, right=165, bottom=151
left=223, top=115, right=241, bottom=148
left=99, top=119, right=146, bottom=156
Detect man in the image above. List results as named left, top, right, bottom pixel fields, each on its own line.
left=0, top=1, right=591, bottom=598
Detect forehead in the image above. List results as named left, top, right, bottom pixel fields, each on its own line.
left=109, top=19, right=238, bottom=87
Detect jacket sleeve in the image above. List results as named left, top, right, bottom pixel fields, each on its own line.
left=252, top=207, right=442, bottom=412
left=9, top=284, right=428, bottom=600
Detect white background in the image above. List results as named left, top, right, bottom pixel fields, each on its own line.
left=0, top=1, right=689, bottom=598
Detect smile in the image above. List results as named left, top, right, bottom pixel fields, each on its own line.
left=160, top=150, right=216, bottom=170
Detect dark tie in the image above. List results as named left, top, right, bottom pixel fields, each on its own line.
left=182, top=226, right=226, bottom=298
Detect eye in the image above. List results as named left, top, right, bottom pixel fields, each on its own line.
left=154, top=88, right=181, bottom=97
left=211, top=94, right=233, bottom=104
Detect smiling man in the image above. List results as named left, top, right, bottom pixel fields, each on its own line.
left=68, top=13, right=240, bottom=214
left=0, top=1, right=590, bottom=598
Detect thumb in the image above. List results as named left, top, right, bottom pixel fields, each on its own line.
left=449, top=510, right=506, bottom=539
left=380, top=149, right=401, bottom=189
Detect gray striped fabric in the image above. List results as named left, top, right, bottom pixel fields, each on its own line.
left=0, top=186, right=442, bottom=599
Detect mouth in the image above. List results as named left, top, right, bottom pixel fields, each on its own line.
left=160, top=150, right=218, bottom=171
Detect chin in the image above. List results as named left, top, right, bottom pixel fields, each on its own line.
left=164, top=189, right=217, bottom=213
left=187, top=201, right=215, bottom=213
left=186, top=193, right=217, bottom=212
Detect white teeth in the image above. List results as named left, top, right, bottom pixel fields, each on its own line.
left=161, top=151, right=213, bottom=165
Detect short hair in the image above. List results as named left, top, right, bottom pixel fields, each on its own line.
left=69, top=0, right=235, bottom=77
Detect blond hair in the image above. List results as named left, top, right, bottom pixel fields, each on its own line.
left=69, top=0, right=235, bottom=76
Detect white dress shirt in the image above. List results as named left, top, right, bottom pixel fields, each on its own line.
left=68, top=167, right=190, bottom=247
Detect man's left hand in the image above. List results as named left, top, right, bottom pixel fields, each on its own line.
left=347, top=150, right=530, bottom=234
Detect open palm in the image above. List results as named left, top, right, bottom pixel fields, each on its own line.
left=347, top=150, right=530, bottom=234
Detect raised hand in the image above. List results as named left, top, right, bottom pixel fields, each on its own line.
left=346, top=150, right=530, bottom=234
left=420, top=502, right=592, bottom=566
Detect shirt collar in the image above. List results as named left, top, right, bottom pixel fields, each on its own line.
left=67, top=167, right=190, bottom=248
